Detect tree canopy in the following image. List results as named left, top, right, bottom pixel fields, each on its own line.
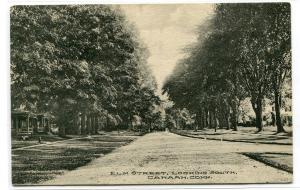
left=163, top=3, right=291, bottom=133
left=11, top=5, right=161, bottom=135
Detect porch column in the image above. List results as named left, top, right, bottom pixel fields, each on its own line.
left=15, top=118, right=19, bottom=134
left=27, top=115, right=30, bottom=134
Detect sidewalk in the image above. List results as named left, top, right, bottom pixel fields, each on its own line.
left=171, top=128, right=292, bottom=145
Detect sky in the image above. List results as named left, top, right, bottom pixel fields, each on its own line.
left=120, top=4, right=215, bottom=91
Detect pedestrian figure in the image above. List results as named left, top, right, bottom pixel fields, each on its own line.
left=38, top=136, right=42, bottom=144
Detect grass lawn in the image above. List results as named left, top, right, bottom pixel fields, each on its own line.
left=171, top=127, right=293, bottom=174
left=172, top=126, right=293, bottom=145
left=237, top=126, right=293, bottom=136
left=12, top=134, right=71, bottom=149
left=12, top=131, right=141, bottom=185
left=243, top=152, right=293, bottom=173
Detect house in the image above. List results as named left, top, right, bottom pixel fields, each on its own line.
left=11, top=110, right=51, bottom=136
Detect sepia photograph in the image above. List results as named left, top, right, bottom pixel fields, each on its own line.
left=10, top=3, right=292, bottom=186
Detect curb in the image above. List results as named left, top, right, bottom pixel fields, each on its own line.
left=12, top=136, right=90, bottom=151
left=171, top=131, right=292, bottom=146
left=242, top=152, right=293, bottom=173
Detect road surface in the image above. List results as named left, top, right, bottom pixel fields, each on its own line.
left=43, top=132, right=292, bottom=185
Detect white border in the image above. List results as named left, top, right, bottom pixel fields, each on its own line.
left=1, top=0, right=299, bottom=190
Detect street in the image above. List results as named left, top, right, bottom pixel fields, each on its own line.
left=43, top=132, right=292, bottom=185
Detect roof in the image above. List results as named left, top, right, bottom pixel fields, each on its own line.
left=11, top=110, right=35, bottom=117
left=11, top=110, right=52, bottom=118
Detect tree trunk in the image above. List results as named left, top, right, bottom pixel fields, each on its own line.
left=201, top=109, right=205, bottom=129
left=196, top=113, right=200, bottom=130
left=176, top=116, right=179, bottom=129
left=274, top=90, right=285, bottom=133
left=218, top=112, right=224, bottom=129
left=225, top=111, right=230, bottom=130
left=106, top=114, right=109, bottom=131
left=59, top=126, right=65, bottom=136
left=192, top=113, right=200, bottom=132
left=213, top=109, right=217, bottom=132
left=77, top=114, right=82, bottom=135
left=58, top=118, right=65, bottom=136
left=231, top=100, right=238, bottom=131
left=87, top=115, right=91, bottom=135
left=94, top=116, right=99, bottom=134
left=196, top=110, right=201, bottom=130
left=209, top=110, right=213, bottom=129
left=81, top=114, right=87, bottom=135
left=91, top=115, right=95, bottom=135
left=252, top=98, right=263, bottom=132
left=204, top=109, right=208, bottom=129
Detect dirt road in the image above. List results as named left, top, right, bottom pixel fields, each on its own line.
left=43, top=132, right=292, bottom=185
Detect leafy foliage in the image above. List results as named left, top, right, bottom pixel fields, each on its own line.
left=11, top=5, right=161, bottom=134
left=163, top=3, right=291, bottom=132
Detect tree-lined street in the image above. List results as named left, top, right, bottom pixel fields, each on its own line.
left=10, top=4, right=293, bottom=185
